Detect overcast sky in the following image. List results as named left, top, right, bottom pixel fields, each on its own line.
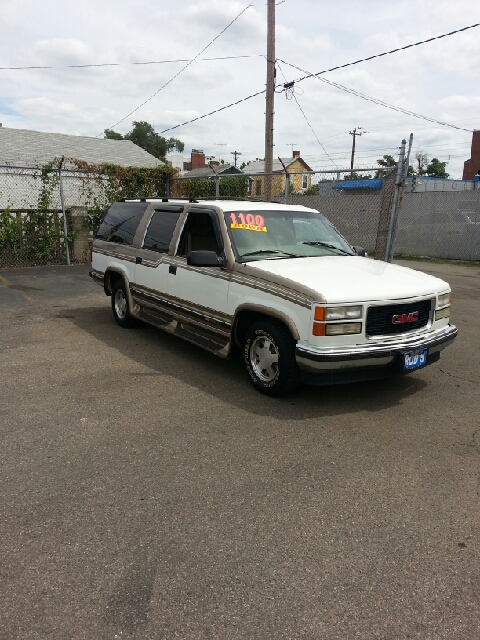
left=1, top=0, right=479, bottom=177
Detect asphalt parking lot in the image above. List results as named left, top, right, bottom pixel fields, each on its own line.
left=0, top=259, right=479, bottom=640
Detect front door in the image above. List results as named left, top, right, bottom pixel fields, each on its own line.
left=167, top=208, right=232, bottom=353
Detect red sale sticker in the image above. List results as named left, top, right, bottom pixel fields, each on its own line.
left=230, top=213, right=267, bottom=232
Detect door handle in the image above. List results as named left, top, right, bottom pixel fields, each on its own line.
left=169, top=265, right=177, bottom=275
left=136, top=256, right=143, bottom=265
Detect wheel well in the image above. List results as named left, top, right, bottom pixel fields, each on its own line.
left=233, top=309, right=297, bottom=346
left=104, top=270, right=122, bottom=296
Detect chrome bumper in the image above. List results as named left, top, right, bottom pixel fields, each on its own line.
left=296, top=324, right=457, bottom=373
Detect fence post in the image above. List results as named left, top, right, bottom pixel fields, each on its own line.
left=166, top=176, right=170, bottom=199
left=384, top=139, right=406, bottom=262
left=284, top=174, right=290, bottom=204
left=387, top=133, right=413, bottom=262
left=278, top=157, right=289, bottom=204
left=58, top=157, right=71, bottom=266
left=404, top=133, right=413, bottom=180
left=209, top=163, right=220, bottom=199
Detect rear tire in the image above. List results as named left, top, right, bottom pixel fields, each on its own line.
left=243, top=319, right=301, bottom=397
left=111, top=279, right=136, bottom=328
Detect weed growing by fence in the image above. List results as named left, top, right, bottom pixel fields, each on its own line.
left=23, top=160, right=61, bottom=261
left=0, top=207, right=20, bottom=254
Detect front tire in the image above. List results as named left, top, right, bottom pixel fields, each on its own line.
left=243, top=319, right=301, bottom=397
left=111, top=279, right=136, bottom=328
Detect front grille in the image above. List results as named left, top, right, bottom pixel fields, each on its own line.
left=366, top=299, right=432, bottom=336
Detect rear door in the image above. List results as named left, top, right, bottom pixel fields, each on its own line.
left=131, top=205, right=184, bottom=323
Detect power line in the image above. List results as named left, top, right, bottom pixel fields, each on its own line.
left=0, top=54, right=264, bottom=71
left=278, top=58, right=473, bottom=133
left=276, top=60, right=339, bottom=168
left=160, top=88, right=266, bottom=133
left=160, top=22, right=479, bottom=134
left=288, top=23, right=479, bottom=85
left=100, top=1, right=254, bottom=136
left=318, top=120, right=477, bottom=140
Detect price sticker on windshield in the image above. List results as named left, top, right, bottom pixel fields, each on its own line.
left=230, top=213, right=267, bottom=232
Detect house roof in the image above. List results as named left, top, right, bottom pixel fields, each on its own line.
left=243, top=157, right=312, bottom=174
left=0, top=126, right=161, bottom=167
left=183, top=163, right=243, bottom=177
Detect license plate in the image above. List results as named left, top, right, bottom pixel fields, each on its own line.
left=403, top=348, right=428, bottom=370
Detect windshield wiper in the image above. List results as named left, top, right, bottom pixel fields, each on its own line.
left=300, top=241, right=353, bottom=255
left=241, top=249, right=302, bottom=259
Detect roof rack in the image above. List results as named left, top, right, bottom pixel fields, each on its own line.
left=119, top=197, right=198, bottom=203
left=118, top=196, right=268, bottom=204
left=194, top=196, right=267, bottom=202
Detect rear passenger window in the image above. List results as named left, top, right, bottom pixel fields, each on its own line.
left=95, top=202, right=148, bottom=245
left=143, top=208, right=182, bottom=253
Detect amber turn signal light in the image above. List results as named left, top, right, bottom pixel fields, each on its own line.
left=312, top=322, right=326, bottom=336
left=314, top=307, right=326, bottom=321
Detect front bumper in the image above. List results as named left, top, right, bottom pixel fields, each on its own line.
left=296, top=324, right=457, bottom=382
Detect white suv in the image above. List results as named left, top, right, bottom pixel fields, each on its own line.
left=90, top=199, right=457, bottom=396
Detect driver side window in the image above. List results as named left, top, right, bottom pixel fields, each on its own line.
left=177, top=210, right=223, bottom=257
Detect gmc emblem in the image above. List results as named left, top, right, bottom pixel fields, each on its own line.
left=392, top=311, right=419, bottom=324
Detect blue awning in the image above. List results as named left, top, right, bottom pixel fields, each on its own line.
left=334, top=178, right=383, bottom=190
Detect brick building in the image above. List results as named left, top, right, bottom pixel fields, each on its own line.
left=462, top=129, right=480, bottom=180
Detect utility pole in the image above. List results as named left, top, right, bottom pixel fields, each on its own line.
left=349, top=127, right=364, bottom=176
left=264, top=0, right=275, bottom=200
left=231, top=150, right=242, bottom=167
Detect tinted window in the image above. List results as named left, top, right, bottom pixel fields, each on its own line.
left=95, top=202, right=148, bottom=245
left=143, top=209, right=182, bottom=253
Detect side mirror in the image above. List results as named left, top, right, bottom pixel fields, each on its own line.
left=187, top=250, right=224, bottom=267
left=353, top=246, right=366, bottom=257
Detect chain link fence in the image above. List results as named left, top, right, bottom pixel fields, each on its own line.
left=171, top=169, right=480, bottom=261
left=395, top=189, right=480, bottom=261
left=0, top=161, right=170, bottom=268
left=1, top=161, right=479, bottom=269
left=171, top=168, right=392, bottom=255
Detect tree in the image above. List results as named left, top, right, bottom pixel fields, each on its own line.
left=426, top=157, right=449, bottom=179
left=103, top=121, right=184, bottom=161
left=344, top=171, right=372, bottom=180
left=415, top=150, right=428, bottom=175
left=375, top=154, right=396, bottom=178
left=104, top=129, right=123, bottom=140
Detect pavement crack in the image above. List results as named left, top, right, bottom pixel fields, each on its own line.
left=439, top=368, right=477, bottom=384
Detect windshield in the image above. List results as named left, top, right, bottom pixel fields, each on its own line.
left=224, top=209, right=354, bottom=261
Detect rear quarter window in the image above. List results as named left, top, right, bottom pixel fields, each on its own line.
left=95, top=202, right=148, bottom=245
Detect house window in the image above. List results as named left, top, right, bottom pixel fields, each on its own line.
left=302, top=174, right=308, bottom=189
left=255, top=180, right=262, bottom=196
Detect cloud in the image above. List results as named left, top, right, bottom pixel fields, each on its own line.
left=31, top=38, right=95, bottom=66
left=0, top=0, right=478, bottom=177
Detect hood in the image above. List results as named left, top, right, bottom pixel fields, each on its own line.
left=248, top=256, right=449, bottom=303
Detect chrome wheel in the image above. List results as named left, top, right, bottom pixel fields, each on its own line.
left=249, top=335, right=279, bottom=382
left=114, top=288, right=127, bottom=320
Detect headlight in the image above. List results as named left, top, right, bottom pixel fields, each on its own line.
left=435, top=307, right=450, bottom=321
left=325, top=305, right=363, bottom=320
left=325, top=322, right=362, bottom=335
left=437, top=292, right=451, bottom=309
